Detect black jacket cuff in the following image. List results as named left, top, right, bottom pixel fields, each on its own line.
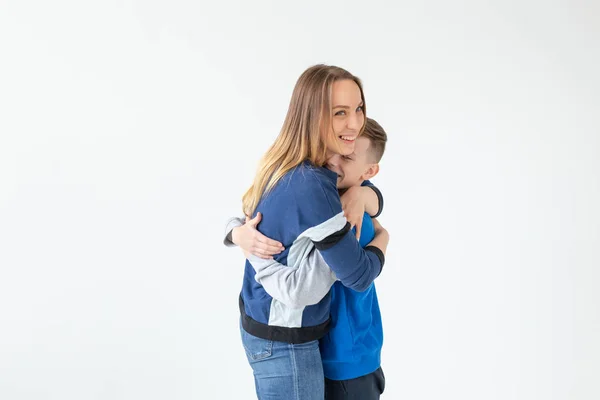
left=367, top=185, right=384, bottom=218
left=365, top=245, right=385, bottom=276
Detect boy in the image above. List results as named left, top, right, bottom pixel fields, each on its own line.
left=225, top=118, right=388, bottom=399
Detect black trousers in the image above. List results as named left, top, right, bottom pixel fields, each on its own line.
left=324, top=367, right=385, bottom=400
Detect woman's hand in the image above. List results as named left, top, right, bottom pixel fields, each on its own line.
left=340, top=186, right=370, bottom=240
left=231, top=212, right=284, bottom=259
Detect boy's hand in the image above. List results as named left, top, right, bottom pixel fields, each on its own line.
left=369, top=218, right=389, bottom=255
left=372, top=217, right=383, bottom=232
left=340, top=186, right=368, bottom=240
left=231, top=212, right=285, bottom=259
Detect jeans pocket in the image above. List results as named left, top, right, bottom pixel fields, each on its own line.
left=240, top=325, right=273, bottom=361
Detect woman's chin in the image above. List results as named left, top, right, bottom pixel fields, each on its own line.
left=338, top=140, right=355, bottom=154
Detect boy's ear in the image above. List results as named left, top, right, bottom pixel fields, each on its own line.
left=361, top=163, right=380, bottom=181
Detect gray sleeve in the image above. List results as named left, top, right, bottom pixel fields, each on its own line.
left=223, top=216, right=245, bottom=247
left=247, top=247, right=337, bottom=309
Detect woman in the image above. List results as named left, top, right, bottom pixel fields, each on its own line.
left=231, top=64, right=389, bottom=399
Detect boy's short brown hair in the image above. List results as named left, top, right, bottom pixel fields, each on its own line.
left=362, top=118, right=387, bottom=163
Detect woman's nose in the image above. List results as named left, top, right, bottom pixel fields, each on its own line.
left=347, top=112, right=362, bottom=131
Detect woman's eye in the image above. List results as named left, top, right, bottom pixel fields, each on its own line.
left=335, top=110, right=346, bottom=116
left=356, top=106, right=363, bottom=112
left=343, top=155, right=353, bottom=161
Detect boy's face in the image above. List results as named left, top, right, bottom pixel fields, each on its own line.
left=326, top=136, right=379, bottom=189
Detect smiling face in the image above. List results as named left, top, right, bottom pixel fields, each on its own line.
left=323, top=79, right=365, bottom=156
left=327, top=136, right=380, bottom=189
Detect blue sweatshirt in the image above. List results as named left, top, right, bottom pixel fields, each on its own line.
left=232, top=161, right=385, bottom=344
left=320, top=212, right=383, bottom=380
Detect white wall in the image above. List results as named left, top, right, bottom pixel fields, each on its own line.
left=1, top=1, right=598, bottom=399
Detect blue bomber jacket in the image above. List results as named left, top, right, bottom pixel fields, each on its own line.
left=225, top=161, right=385, bottom=344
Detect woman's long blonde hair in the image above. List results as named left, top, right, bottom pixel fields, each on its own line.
left=242, top=64, right=366, bottom=216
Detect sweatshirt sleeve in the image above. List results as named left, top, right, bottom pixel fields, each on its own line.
left=247, top=248, right=337, bottom=309
left=292, top=170, right=384, bottom=292
left=223, top=216, right=245, bottom=247
left=225, top=211, right=336, bottom=308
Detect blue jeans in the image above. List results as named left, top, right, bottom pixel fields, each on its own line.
left=240, top=322, right=324, bottom=399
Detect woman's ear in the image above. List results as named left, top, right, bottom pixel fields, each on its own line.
left=361, top=163, right=380, bottom=181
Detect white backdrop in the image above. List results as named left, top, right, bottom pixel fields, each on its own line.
left=1, top=1, right=599, bottom=399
